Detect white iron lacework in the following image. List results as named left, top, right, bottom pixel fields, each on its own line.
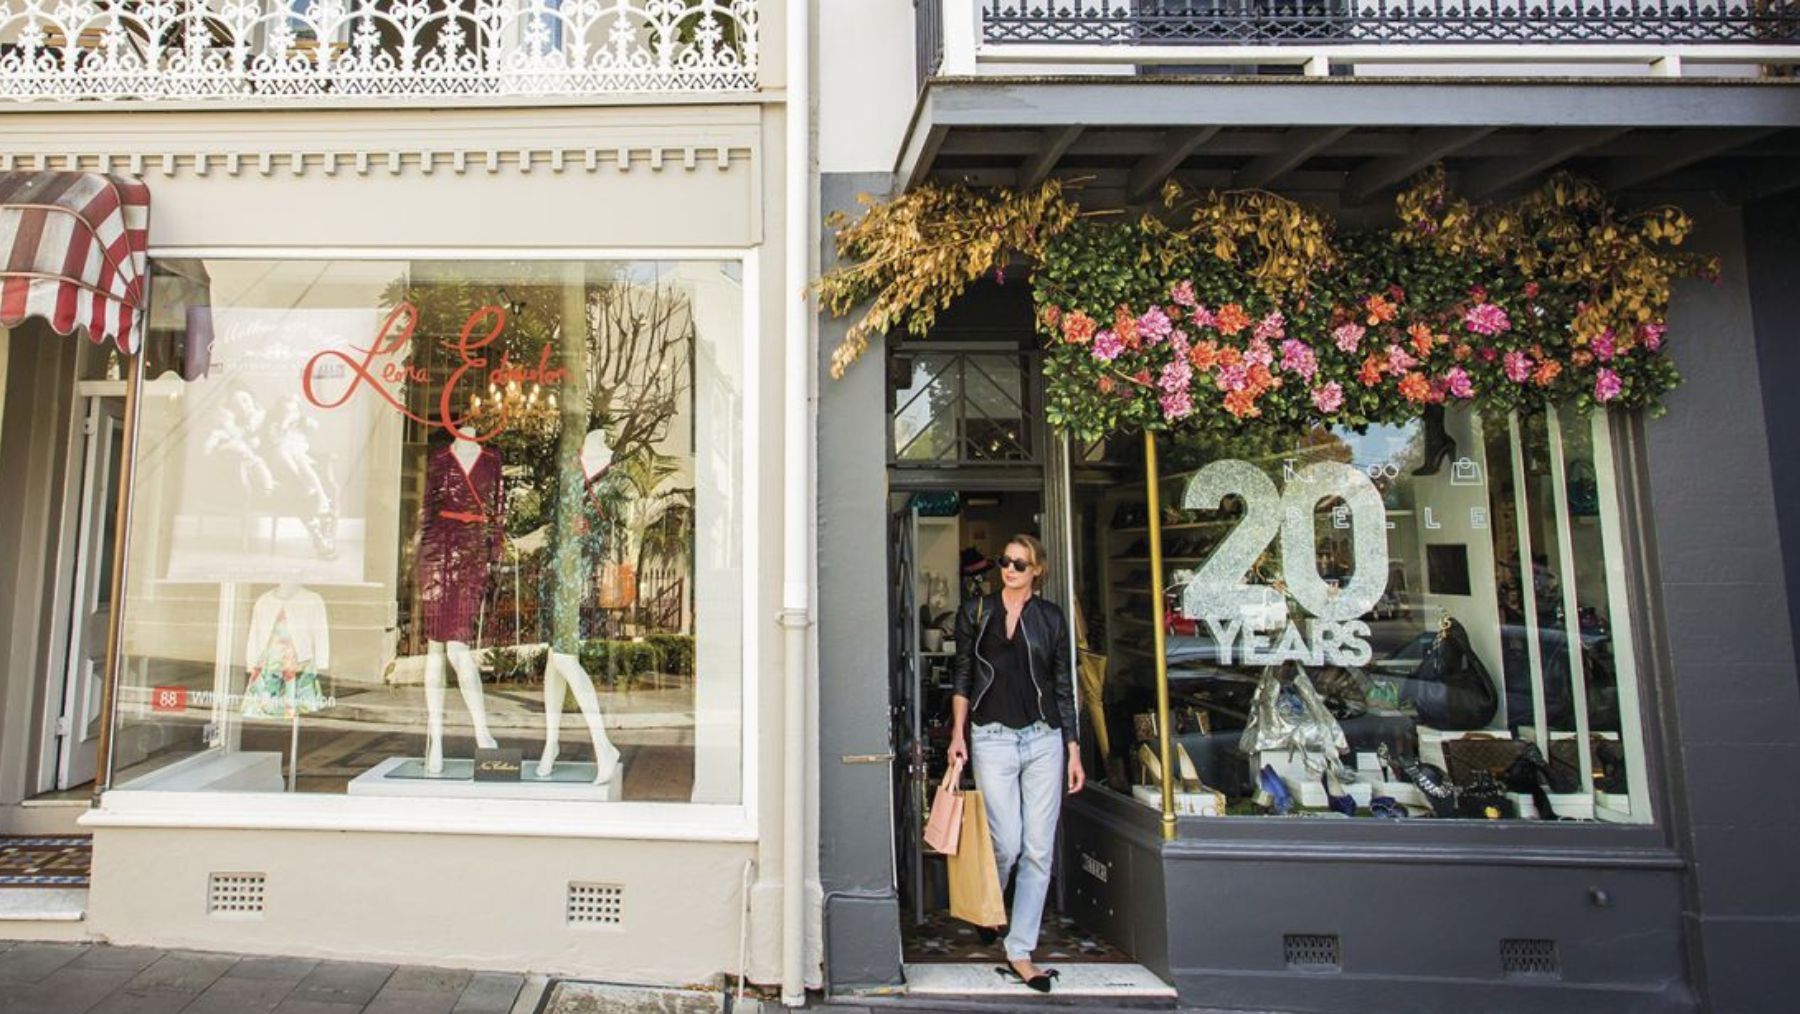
left=0, top=0, right=759, bottom=102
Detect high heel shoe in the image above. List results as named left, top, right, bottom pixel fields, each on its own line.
left=1136, top=744, right=1164, bottom=787
left=1323, top=767, right=1357, bottom=817
left=1412, top=403, right=1457, bottom=476
left=1175, top=743, right=1205, bottom=793
left=1254, top=764, right=1293, bottom=815
left=997, top=962, right=1058, bottom=993
left=1379, top=743, right=1455, bottom=818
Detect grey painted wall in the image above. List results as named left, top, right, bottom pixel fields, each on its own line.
left=817, top=171, right=905, bottom=991
left=1646, top=196, right=1800, bottom=1014
left=1745, top=192, right=1800, bottom=693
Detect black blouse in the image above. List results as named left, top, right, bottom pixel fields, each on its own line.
left=972, top=610, right=1050, bottom=730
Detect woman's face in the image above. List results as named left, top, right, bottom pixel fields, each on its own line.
left=998, top=541, right=1040, bottom=591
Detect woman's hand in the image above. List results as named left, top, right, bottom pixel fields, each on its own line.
left=1066, top=744, right=1086, bottom=794
left=947, top=731, right=968, bottom=769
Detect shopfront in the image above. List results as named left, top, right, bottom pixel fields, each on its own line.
left=814, top=102, right=1800, bottom=1010
left=0, top=92, right=792, bottom=984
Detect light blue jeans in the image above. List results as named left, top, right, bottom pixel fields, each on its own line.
left=970, top=720, right=1064, bottom=961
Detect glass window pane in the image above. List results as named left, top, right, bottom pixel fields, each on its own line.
left=112, top=258, right=743, bottom=804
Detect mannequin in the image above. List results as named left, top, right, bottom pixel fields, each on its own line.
left=537, top=427, right=622, bottom=782
left=417, top=425, right=502, bottom=773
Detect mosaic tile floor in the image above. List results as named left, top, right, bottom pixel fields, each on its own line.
left=0, top=836, right=91, bottom=888
left=902, top=908, right=1129, bottom=964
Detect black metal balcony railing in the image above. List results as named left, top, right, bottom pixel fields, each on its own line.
left=983, top=0, right=1800, bottom=47
left=918, top=0, right=947, bottom=87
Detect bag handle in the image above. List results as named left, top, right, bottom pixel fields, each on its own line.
left=939, top=756, right=965, bottom=795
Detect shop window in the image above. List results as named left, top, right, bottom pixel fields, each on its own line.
left=890, top=351, right=1035, bottom=464
left=111, top=258, right=744, bottom=805
left=1074, top=407, right=1650, bottom=824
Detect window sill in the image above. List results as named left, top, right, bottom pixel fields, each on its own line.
left=80, top=789, right=757, bottom=843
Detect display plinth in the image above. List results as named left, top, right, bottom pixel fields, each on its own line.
left=347, top=756, right=624, bottom=800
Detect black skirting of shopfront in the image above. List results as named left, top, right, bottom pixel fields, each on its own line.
left=818, top=131, right=1800, bottom=1011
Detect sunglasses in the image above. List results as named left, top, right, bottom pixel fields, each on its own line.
left=995, top=555, right=1034, bottom=574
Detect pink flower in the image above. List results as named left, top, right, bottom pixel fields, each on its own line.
left=1188, top=304, right=1216, bottom=328
left=1594, top=368, right=1623, bottom=403
left=1311, top=381, right=1344, bottom=414
left=1640, top=323, right=1666, bottom=352
left=1385, top=343, right=1418, bottom=375
left=1245, top=339, right=1275, bottom=369
left=1478, top=347, right=1500, bottom=363
left=1090, top=329, right=1125, bottom=362
left=1215, top=363, right=1250, bottom=393
left=1159, top=358, right=1193, bottom=394
left=1445, top=366, right=1474, bottom=399
left=1254, top=311, right=1287, bottom=342
left=1591, top=329, right=1617, bottom=362
left=1137, top=306, right=1174, bottom=345
left=1503, top=350, right=1533, bottom=383
left=1333, top=323, right=1366, bottom=354
left=1280, top=339, right=1318, bottom=381
left=1464, top=302, right=1512, bottom=336
left=1159, top=389, right=1194, bottom=421
left=1170, top=280, right=1198, bottom=309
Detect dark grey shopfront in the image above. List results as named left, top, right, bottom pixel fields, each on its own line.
left=815, top=79, right=1800, bottom=1014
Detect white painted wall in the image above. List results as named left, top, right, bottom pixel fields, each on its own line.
left=819, top=0, right=918, bottom=174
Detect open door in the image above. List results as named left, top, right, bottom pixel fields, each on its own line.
left=52, top=393, right=126, bottom=791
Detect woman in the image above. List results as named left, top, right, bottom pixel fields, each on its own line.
left=947, top=534, right=1086, bottom=993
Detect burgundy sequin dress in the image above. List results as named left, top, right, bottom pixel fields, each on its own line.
left=417, top=444, right=503, bottom=644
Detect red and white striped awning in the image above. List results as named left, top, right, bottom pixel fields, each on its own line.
left=0, top=171, right=151, bottom=356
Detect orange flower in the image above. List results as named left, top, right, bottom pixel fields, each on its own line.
left=1407, top=322, right=1436, bottom=356
left=1097, top=375, right=1116, bottom=395
left=1062, top=310, right=1096, bottom=345
left=1041, top=304, right=1063, bottom=330
left=1571, top=349, right=1594, bottom=368
left=1217, top=345, right=1245, bottom=369
left=1398, top=372, right=1432, bottom=403
left=1453, top=343, right=1473, bottom=361
left=1188, top=340, right=1221, bottom=372
left=1114, top=307, right=1140, bottom=350
left=1214, top=303, right=1252, bottom=336
left=1223, top=389, right=1261, bottom=419
left=1247, top=363, right=1280, bottom=395
left=1532, top=360, right=1563, bottom=386
left=1365, top=294, right=1398, bottom=325
left=1358, top=353, right=1385, bottom=387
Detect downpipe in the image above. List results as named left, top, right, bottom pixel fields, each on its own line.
left=781, top=0, right=815, bottom=1004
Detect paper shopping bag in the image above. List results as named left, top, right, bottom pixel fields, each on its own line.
left=946, top=789, right=1007, bottom=927
left=922, top=759, right=965, bottom=856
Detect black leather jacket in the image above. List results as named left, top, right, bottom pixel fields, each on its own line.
left=952, top=592, right=1079, bottom=746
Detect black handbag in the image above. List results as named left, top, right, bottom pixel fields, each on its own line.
left=1409, top=616, right=1499, bottom=730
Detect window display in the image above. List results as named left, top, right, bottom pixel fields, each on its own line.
left=1073, top=406, right=1649, bottom=823
left=111, top=258, right=744, bottom=805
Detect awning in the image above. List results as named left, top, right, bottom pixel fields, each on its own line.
left=0, top=171, right=150, bottom=355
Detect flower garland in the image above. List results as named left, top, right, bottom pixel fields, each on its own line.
left=819, top=170, right=1717, bottom=440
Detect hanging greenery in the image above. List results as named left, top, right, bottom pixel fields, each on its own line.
left=817, top=168, right=1717, bottom=440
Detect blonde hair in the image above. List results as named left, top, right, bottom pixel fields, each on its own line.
left=1006, top=533, right=1050, bottom=590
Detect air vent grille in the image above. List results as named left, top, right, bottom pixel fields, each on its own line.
left=1283, top=933, right=1341, bottom=971
left=207, top=872, right=265, bottom=917
left=1501, top=938, right=1560, bottom=978
left=567, top=882, right=624, bottom=926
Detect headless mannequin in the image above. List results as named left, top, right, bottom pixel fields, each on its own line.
left=538, top=427, right=622, bottom=782
left=424, top=426, right=499, bottom=774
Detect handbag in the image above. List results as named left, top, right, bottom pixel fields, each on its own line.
left=1549, top=736, right=1629, bottom=794
left=946, top=788, right=1007, bottom=927
left=1441, top=734, right=1528, bottom=787
left=922, top=759, right=965, bottom=856
left=1409, top=616, right=1499, bottom=730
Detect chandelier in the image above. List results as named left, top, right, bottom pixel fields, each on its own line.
left=468, top=379, right=561, bottom=441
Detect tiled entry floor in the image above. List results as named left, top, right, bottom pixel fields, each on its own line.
left=0, top=837, right=92, bottom=888
left=0, top=941, right=541, bottom=1014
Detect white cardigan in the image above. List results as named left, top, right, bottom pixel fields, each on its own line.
left=245, top=586, right=332, bottom=671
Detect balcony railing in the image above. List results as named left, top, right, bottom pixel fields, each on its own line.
left=984, top=1, right=1800, bottom=47
left=0, top=0, right=760, bottom=104
left=923, top=0, right=1799, bottom=77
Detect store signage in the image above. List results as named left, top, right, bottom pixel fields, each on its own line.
left=151, top=686, right=188, bottom=713
left=474, top=747, right=524, bottom=781
left=300, top=302, right=566, bottom=440
left=1177, top=459, right=1388, bottom=667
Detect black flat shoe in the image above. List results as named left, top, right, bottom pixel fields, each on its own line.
left=976, top=924, right=1008, bottom=946
left=996, top=963, right=1058, bottom=993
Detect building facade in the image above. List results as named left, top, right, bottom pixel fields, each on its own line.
left=815, top=4, right=1800, bottom=1013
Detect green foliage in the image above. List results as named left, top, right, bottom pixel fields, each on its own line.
left=643, top=633, right=695, bottom=675
left=482, top=645, right=544, bottom=684
left=577, top=638, right=664, bottom=688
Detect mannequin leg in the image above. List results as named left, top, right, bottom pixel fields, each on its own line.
left=547, top=651, right=621, bottom=784
left=537, top=654, right=567, bottom=777
left=445, top=641, right=499, bottom=750
left=424, top=641, right=448, bottom=774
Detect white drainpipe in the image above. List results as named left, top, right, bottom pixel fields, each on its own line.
left=781, top=0, right=814, bottom=1005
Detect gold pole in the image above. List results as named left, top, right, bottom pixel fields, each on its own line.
left=1143, top=430, right=1177, bottom=841
left=91, top=351, right=141, bottom=805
